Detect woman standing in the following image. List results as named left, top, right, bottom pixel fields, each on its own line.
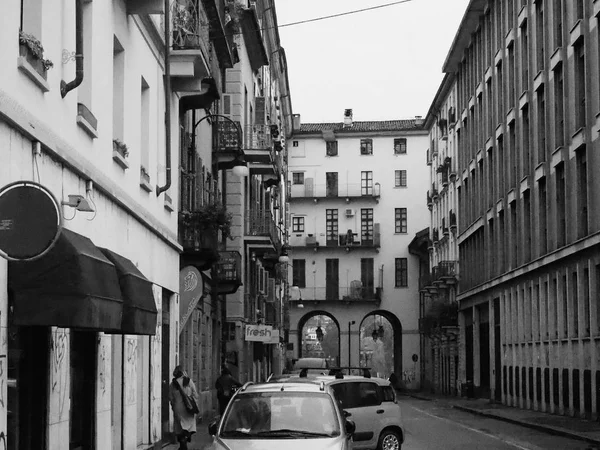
left=169, top=365, right=199, bottom=450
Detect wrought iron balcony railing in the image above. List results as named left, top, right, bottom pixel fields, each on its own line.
left=171, top=0, right=210, bottom=50
left=245, top=209, right=280, bottom=247
left=244, top=124, right=272, bottom=150
left=294, top=286, right=381, bottom=302
left=214, top=119, right=242, bottom=152
left=290, top=182, right=381, bottom=199
left=435, top=261, right=458, bottom=280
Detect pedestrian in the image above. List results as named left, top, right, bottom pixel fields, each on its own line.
left=215, top=364, right=242, bottom=416
left=169, top=365, right=199, bottom=450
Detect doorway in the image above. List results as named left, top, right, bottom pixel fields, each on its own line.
left=70, top=330, right=97, bottom=450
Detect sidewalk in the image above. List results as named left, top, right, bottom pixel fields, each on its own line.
left=162, top=418, right=215, bottom=450
left=406, top=391, right=600, bottom=447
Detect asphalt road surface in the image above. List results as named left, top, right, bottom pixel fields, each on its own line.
left=401, top=397, right=598, bottom=450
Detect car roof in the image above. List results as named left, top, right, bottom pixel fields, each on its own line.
left=237, top=381, right=332, bottom=394
left=292, top=358, right=328, bottom=368
left=279, top=374, right=392, bottom=386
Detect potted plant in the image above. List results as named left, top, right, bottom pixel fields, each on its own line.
left=172, top=3, right=199, bottom=48
left=18, top=30, right=54, bottom=79
left=112, top=139, right=129, bottom=169
left=180, top=203, right=233, bottom=240
left=224, top=0, right=244, bottom=34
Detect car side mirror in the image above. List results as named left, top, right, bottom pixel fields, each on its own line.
left=208, top=421, right=218, bottom=436
left=343, top=410, right=352, bottom=418
left=345, top=419, right=356, bottom=436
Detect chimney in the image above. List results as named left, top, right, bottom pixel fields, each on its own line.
left=414, top=115, right=424, bottom=126
left=292, top=114, right=301, bottom=131
left=343, top=109, right=353, bottom=127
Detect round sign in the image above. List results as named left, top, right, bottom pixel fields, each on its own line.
left=412, top=354, right=418, bottom=362
left=0, top=181, right=62, bottom=261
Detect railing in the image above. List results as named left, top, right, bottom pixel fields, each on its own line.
left=296, top=286, right=381, bottom=302
left=178, top=218, right=218, bottom=252
left=245, top=209, right=280, bottom=247
left=436, top=261, right=458, bottom=279
left=244, top=124, right=272, bottom=150
left=171, top=0, right=210, bottom=50
left=180, top=147, right=221, bottom=212
left=214, top=251, right=242, bottom=284
left=290, top=182, right=381, bottom=199
left=214, top=119, right=242, bottom=152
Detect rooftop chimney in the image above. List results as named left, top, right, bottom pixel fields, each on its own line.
left=414, top=115, right=424, bottom=126
left=343, top=109, right=353, bottom=127
left=292, top=114, right=301, bottom=131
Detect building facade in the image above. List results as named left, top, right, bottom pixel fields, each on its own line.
left=1, top=0, right=180, bottom=449
left=433, top=0, right=600, bottom=418
left=287, top=110, right=428, bottom=389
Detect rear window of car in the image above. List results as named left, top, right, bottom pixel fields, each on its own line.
left=331, top=382, right=382, bottom=409
left=382, top=385, right=396, bottom=402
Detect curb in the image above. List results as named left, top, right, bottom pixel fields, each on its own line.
left=453, top=405, right=600, bottom=447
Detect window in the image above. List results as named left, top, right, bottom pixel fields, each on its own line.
left=394, top=170, right=407, bottom=187
left=292, top=172, right=304, bottom=185
left=140, top=77, right=150, bottom=176
left=361, top=258, right=374, bottom=295
left=574, top=40, right=586, bottom=131
left=556, top=163, right=566, bottom=247
left=326, top=172, right=338, bottom=197
left=554, top=64, right=564, bottom=147
left=537, top=85, right=546, bottom=164
left=393, top=138, right=407, bottom=154
left=292, top=216, right=305, bottom=232
left=361, top=171, right=373, bottom=196
left=395, top=258, right=408, bottom=287
left=553, top=0, right=563, bottom=48
left=360, top=208, right=373, bottom=243
left=536, top=0, right=545, bottom=72
left=360, top=139, right=373, bottom=155
left=292, top=141, right=298, bottom=147
left=538, top=178, right=547, bottom=254
left=292, top=259, right=306, bottom=288
left=326, top=209, right=338, bottom=244
left=113, top=37, right=125, bottom=143
left=576, top=147, right=588, bottom=238
left=395, top=208, right=407, bottom=233
left=326, top=141, right=338, bottom=156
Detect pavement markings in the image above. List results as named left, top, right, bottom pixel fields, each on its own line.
left=406, top=404, right=540, bottom=450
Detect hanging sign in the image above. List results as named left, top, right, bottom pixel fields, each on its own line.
left=265, top=329, right=280, bottom=344
left=0, top=181, right=62, bottom=261
left=179, top=266, right=205, bottom=330
left=245, top=324, right=273, bottom=342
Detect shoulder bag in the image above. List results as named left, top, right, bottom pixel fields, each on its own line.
left=174, top=378, right=200, bottom=415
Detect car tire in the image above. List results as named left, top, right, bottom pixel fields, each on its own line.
left=377, top=429, right=402, bottom=450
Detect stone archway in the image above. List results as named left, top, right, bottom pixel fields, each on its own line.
left=358, top=310, right=402, bottom=379
left=297, top=311, right=341, bottom=366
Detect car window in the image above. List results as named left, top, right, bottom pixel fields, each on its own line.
left=331, top=381, right=381, bottom=409
left=357, top=382, right=381, bottom=407
left=381, top=385, right=396, bottom=402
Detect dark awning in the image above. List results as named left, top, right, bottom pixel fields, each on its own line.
left=99, top=248, right=157, bottom=335
left=8, top=229, right=123, bottom=331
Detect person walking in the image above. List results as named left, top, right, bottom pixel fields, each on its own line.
left=215, top=365, right=242, bottom=416
left=169, top=365, right=199, bottom=450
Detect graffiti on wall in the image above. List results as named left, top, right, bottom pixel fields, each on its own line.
left=51, top=329, right=68, bottom=419
left=403, top=369, right=415, bottom=384
left=150, top=308, right=162, bottom=442
left=125, top=338, right=138, bottom=404
left=98, top=338, right=108, bottom=398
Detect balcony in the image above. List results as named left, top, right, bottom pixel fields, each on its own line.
left=295, top=286, right=382, bottom=304
left=214, top=119, right=242, bottom=153
left=239, top=6, right=269, bottom=72
left=179, top=217, right=219, bottom=271
left=244, top=124, right=276, bottom=174
left=201, top=0, right=235, bottom=69
left=421, top=301, right=458, bottom=335
left=289, top=227, right=381, bottom=252
left=245, top=209, right=279, bottom=250
left=435, top=260, right=458, bottom=285
left=290, top=182, right=381, bottom=202
left=169, top=0, right=211, bottom=91
left=213, top=251, right=242, bottom=294
left=427, top=191, right=433, bottom=209
left=449, top=210, right=457, bottom=232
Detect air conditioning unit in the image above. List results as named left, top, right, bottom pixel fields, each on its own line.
left=345, top=208, right=355, bottom=217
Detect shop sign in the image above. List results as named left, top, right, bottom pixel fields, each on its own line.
left=0, top=181, right=62, bottom=261
left=245, top=324, right=273, bottom=342
left=179, top=266, right=205, bottom=330
left=265, top=329, right=280, bottom=344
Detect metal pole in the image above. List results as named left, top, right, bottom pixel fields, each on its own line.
left=348, top=320, right=355, bottom=366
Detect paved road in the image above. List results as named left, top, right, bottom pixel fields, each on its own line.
left=401, top=397, right=597, bottom=450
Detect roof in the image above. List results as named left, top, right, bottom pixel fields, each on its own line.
left=241, top=381, right=328, bottom=393
left=294, top=119, right=424, bottom=135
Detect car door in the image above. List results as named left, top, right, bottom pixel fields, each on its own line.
left=331, top=381, right=381, bottom=450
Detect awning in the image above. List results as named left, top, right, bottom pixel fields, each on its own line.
left=99, top=248, right=157, bottom=335
left=8, top=229, right=123, bottom=331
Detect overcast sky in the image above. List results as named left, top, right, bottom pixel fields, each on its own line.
left=275, top=0, right=471, bottom=124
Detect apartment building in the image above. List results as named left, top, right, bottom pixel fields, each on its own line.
left=433, top=0, right=600, bottom=418
left=287, top=110, right=428, bottom=388
left=1, top=0, right=179, bottom=448
left=420, top=74, right=460, bottom=395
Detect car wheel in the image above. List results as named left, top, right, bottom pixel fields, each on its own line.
left=377, top=429, right=401, bottom=450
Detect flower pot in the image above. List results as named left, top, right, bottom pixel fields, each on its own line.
left=19, top=44, right=47, bottom=80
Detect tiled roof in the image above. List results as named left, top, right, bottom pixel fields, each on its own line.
left=295, top=119, right=422, bottom=134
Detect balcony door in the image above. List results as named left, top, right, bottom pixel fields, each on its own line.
left=361, top=208, right=374, bottom=245
left=361, top=171, right=373, bottom=196
left=326, top=259, right=339, bottom=300
left=326, top=209, right=338, bottom=246
left=360, top=258, right=374, bottom=298
left=326, top=172, right=338, bottom=197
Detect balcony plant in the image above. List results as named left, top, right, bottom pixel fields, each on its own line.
left=224, top=0, right=243, bottom=35
left=180, top=203, right=233, bottom=240
left=18, top=31, right=54, bottom=79
left=112, top=139, right=129, bottom=158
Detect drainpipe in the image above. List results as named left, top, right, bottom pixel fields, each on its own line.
left=60, top=0, right=84, bottom=98
left=157, top=0, right=172, bottom=196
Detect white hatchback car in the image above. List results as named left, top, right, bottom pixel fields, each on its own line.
left=320, top=373, right=404, bottom=450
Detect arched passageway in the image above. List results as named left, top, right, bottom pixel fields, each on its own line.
left=359, top=310, right=402, bottom=379
left=296, top=311, right=340, bottom=367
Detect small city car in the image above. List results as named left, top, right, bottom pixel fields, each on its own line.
left=207, top=380, right=356, bottom=450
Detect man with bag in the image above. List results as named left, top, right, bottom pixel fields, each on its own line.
left=215, top=364, right=242, bottom=415
left=169, top=365, right=200, bottom=450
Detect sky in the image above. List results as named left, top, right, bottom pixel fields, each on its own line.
left=274, top=0, right=471, bottom=124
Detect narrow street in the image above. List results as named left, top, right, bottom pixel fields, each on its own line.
left=401, top=398, right=596, bottom=450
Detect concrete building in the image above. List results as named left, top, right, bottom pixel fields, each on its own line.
left=287, top=110, right=428, bottom=388
left=419, top=75, right=460, bottom=395
left=1, top=0, right=179, bottom=448
left=429, top=0, right=600, bottom=418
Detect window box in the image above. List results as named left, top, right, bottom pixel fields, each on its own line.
left=140, top=166, right=152, bottom=192
left=112, top=139, right=130, bottom=170
left=164, top=192, right=174, bottom=212
left=76, top=103, right=98, bottom=138
left=17, top=43, right=51, bottom=92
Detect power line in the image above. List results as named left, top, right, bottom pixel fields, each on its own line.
left=278, top=0, right=414, bottom=29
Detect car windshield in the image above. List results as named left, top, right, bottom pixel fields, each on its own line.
left=220, top=392, right=341, bottom=438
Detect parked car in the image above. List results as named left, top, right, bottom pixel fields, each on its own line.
left=280, top=371, right=404, bottom=450
left=207, top=380, right=356, bottom=450
left=290, top=357, right=330, bottom=375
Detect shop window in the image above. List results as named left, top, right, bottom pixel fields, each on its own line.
left=70, top=330, right=97, bottom=449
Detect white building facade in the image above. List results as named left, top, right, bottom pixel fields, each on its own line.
left=287, top=110, right=428, bottom=388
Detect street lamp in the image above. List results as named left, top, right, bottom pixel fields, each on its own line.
left=291, top=285, right=304, bottom=308
left=278, top=244, right=290, bottom=263
left=348, top=320, right=355, bottom=366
